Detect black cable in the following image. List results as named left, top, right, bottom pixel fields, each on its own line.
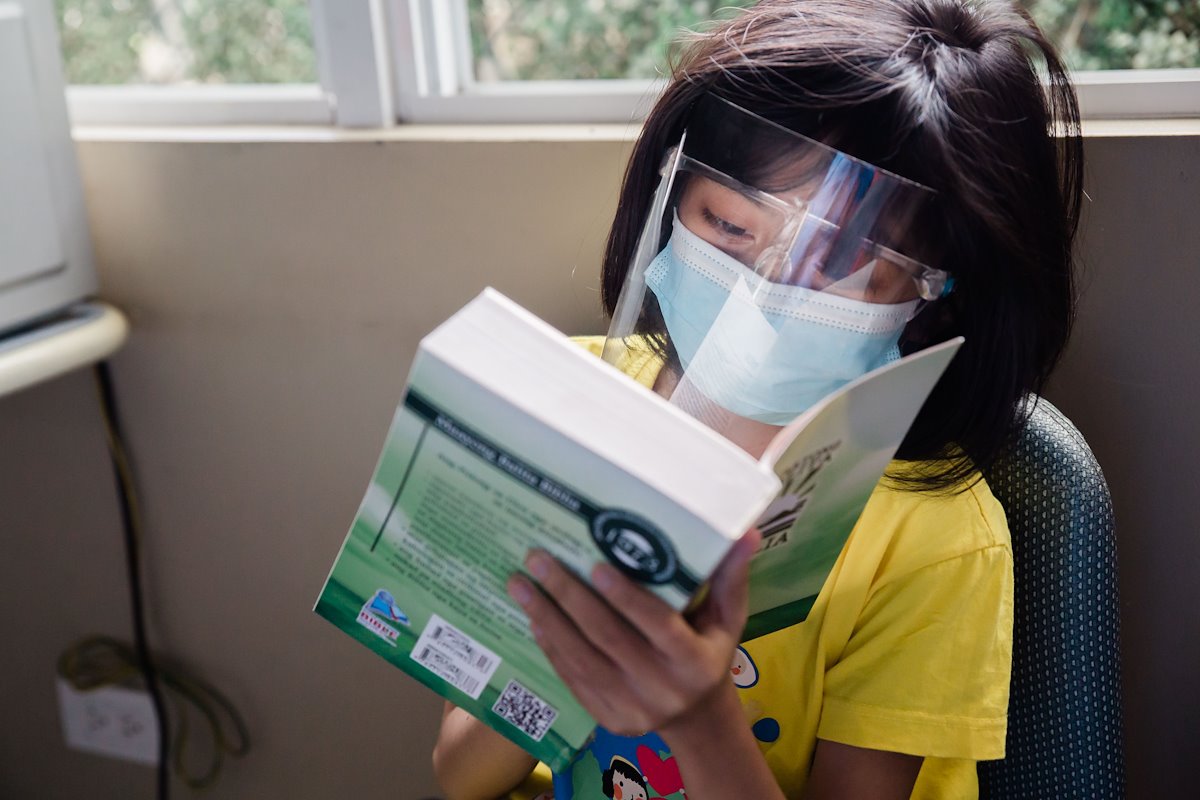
left=58, top=635, right=251, bottom=790
left=93, top=361, right=170, bottom=800
left=69, top=361, right=250, bottom=790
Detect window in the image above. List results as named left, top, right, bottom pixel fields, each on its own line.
left=387, top=0, right=762, bottom=123
left=391, top=0, right=1198, bottom=122
left=54, top=0, right=333, bottom=125
left=57, top=0, right=318, bottom=85
left=1023, top=0, right=1199, bottom=71
left=1022, top=0, right=1200, bottom=117
left=51, top=0, right=1200, bottom=126
left=465, top=0, right=757, bottom=82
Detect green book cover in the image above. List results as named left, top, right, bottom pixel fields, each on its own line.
left=314, top=288, right=960, bottom=771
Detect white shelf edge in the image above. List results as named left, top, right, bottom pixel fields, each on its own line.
left=0, top=301, right=129, bottom=398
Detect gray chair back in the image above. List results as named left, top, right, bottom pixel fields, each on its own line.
left=978, top=397, right=1126, bottom=798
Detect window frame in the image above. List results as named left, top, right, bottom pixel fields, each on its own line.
left=65, top=84, right=333, bottom=126
left=61, top=0, right=386, bottom=127
left=387, top=0, right=667, bottom=124
left=1073, top=69, right=1200, bottom=119
left=54, top=0, right=1200, bottom=127
left=388, top=0, right=1200, bottom=124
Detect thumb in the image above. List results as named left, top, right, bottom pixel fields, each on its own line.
left=692, top=527, right=760, bottom=638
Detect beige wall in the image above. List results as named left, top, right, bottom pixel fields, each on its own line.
left=0, top=126, right=1195, bottom=799
left=1044, top=132, right=1200, bottom=800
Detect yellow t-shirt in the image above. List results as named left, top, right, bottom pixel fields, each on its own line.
left=514, top=338, right=1013, bottom=799
left=742, top=470, right=1013, bottom=798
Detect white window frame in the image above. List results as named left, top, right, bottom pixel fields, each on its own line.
left=388, top=0, right=1200, bottom=124
left=387, top=0, right=664, bottom=124
left=56, top=0, right=1200, bottom=127
left=66, top=84, right=333, bottom=126
left=64, top=0, right=393, bottom=127
left=1073, top=69, right=1200, bottom=119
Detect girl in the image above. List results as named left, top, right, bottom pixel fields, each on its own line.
left=434, top=1, right=1081, bottom=798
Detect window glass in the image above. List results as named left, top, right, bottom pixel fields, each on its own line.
left=55, top=0, right=317, bottom=85
left=467, top=0, right=757, bottom=81
left=1022, top=0, right=1199, bottom=69
left=466, top=0, right=1199, bottom=82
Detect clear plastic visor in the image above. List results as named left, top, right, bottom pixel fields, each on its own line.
left=673, top=155, right=951, bottom=305
left=602, top=96, right=952, bottom=452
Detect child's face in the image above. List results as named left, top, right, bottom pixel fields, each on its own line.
left=675, top=172, right=937, bottom=305
left=674, top=171, right=863, bottom=297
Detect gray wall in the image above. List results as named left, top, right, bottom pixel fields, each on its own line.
left=0, top=126, right=1195, bottom=799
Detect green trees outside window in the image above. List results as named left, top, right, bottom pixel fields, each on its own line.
left=56, top=0, right=316, bottom=85
left=55, top=1, right=1199, bottom=87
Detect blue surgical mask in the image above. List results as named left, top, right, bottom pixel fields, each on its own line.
left=645, top=215, right=916, bottom=425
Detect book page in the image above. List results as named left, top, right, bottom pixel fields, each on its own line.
left=743, top=338, right=963, bottom=639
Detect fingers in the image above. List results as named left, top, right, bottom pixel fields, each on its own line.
left=507, top=542, right=756, bottom=736
left=507, top=571, right=621, bottom=689
left=506, top=566, right=656, bottom=733
left=522, top=552, right=652, bottom=657
left=587, top=560, right=698, bottom=656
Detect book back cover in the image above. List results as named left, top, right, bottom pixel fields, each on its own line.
left=315, top=290, right=779, bottom=770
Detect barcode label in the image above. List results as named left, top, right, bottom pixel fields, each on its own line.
left=492, top=679, right=558, bottom=742
left=411, top=614, right=500, bottom=700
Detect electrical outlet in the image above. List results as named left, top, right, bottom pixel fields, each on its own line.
left=57, top=678, right=159, bottom=765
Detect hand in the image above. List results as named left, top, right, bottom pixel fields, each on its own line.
left=506, top=528, right=761, bottom=737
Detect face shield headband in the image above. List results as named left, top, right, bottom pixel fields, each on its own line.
left=602, top=95, right=954, bottom=445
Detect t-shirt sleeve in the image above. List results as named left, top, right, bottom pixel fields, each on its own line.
left=571, top=335, right=606, bottom=358
left=506, top=762, right=553, bottom=800
left=817, top=543, right=1013, bottom=760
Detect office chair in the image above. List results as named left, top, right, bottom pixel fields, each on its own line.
left=978, top=397, right=1126, bottom=798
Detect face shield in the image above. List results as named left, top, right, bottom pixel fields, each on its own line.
left=603, top=95, right=952, bottom=451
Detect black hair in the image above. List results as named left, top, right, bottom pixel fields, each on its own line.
left=600, top=0, right=1083, bottom=490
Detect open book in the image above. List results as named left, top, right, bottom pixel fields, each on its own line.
left=314, top=288, right=961, bottom=772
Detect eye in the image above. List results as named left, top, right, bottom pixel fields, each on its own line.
left=702, top=207, right=751, bottom=239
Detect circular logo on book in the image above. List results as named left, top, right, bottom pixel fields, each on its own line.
left=591, top=509, right=684, bottom=587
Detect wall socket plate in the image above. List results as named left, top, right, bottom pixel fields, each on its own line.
left=56, top=677, right=159, bottom=765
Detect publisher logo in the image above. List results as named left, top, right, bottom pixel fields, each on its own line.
left=591, top=510, right=678, bottom=586
left=356, top=589, right=409, bottom=646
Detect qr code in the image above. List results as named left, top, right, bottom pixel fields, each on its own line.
left=492, top=679, right=558, bottom=742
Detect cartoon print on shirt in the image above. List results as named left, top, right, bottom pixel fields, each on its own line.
left=603, top=756, right=649, bottom=800
left=635, top=744, right=685, bottom=798
left=730, top=645, right=759, bottom=688
left=732, top=645, right=781, bottom=744
left=572, top=728, right=686, bottom=800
